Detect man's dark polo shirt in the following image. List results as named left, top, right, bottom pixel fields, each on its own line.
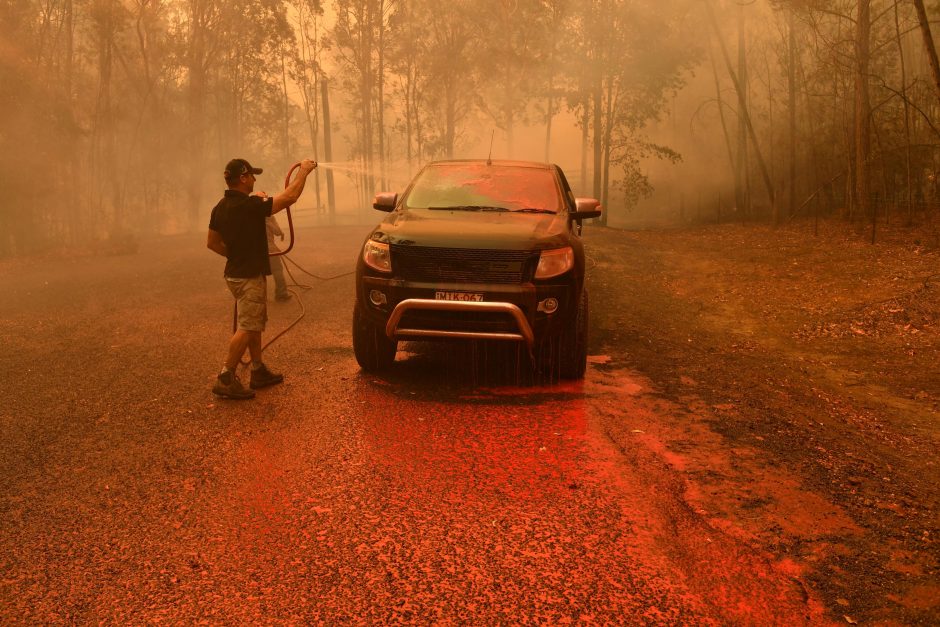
left=208, top=190, right=274, bottom=278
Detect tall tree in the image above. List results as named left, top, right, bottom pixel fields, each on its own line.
left=912, top=0, right=940, bottom=107
left=540, top=0, right=569, bottom=163
left=332, top=0, right=379, bottom=201
left=475, top=0, right=548, bottom=158
left=422, top=0, right=478, bottom=158
left=787, top=7, right=797, bottom=223
left=574, top=0, right=694, bottom=219
left=704, top=0, right=776, bottom=218
left=290, top=0, right=325, bottom=208
left=184, top=0, right=220, bottom=230
left=736, top=2, right=750, bottom=216
left=854, top=0, right=871, bottom=224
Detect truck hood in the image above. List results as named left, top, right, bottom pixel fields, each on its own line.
left=372, top=208, right=570, bottom=250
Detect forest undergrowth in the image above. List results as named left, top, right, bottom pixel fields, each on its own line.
left=589, top=216, right=940, bottom=623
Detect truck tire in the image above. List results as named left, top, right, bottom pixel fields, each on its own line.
left=352, top=302, right=397, bottom=371
left=559, top=288, right=588, bottom=379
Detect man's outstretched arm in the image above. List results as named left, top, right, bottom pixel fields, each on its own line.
left=272, top=159, right=317, bottom=214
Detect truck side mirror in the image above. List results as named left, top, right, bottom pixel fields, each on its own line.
left=373, top=192, right=398, bottom=212
left=570, top=197, right=602, bottom=220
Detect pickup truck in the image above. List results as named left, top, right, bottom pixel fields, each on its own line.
left=353, top=159, right=602, bottom=379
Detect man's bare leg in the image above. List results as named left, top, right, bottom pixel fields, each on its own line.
left=247, top=331, right=263, bottom=364
left=224, top=329, right=259, bottom=371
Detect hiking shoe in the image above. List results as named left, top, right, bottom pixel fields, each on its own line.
left=250, top=363, right=284, bottom=389
left=212, top=371, right=255, bottom=400
left=275, top=291, right=292, bottom=302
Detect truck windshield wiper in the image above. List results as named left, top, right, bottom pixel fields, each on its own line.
left=511, top=208, right=556, bottom=214
left=427, top=205, right=556, bottom=214
left=428, top=205, right=506, bottom=211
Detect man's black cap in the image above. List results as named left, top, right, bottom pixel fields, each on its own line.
left=224, top=158, right=263, bottom=180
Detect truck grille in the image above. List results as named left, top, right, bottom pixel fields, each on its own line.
left=399, top=309, right=522, bottom=334
left=391, top=245, right=536, bottom=284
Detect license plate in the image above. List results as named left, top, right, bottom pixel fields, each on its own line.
left=435, top=291, right=484, bottom=302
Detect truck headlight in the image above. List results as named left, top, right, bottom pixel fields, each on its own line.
left=363, top=240, right=391, bottom=272
left=535, top=246, right=573, bottom=279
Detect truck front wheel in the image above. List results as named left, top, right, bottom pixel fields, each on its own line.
left=352, top=302, right=397, bottom=371
left=559, top=288, right=588, bottom=380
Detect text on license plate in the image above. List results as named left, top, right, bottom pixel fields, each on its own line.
left=435, top=291, right=484, bottom=302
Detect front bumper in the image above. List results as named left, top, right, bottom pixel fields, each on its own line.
left=358, top=276, right=573, bottom=348
left=386, top=299, right=535, bottom=347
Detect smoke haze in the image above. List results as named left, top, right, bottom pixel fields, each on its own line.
left=2, top=0, right=939, bottom=254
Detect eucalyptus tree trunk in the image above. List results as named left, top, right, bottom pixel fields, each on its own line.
left=766, top=53, right=775, bottom=203
left=295, top=0, right=322, bottom=209
left=601, top=78, right=613, bottom=218
left=405, top=75, right=413, bottom=168
left=320, top=78, right=336, bottom=217
left=505, top=67, right=515, bottom=158
left=795, top=37, right=825, bottom=228
left=445, top=85, right=456, bottom=158
left=543, top=1, right=562, bottom=163
left=708, top=38, right=736, bottom=197
left=400, top=2, right=416, bottom=169
left=893, top=0, right=913, bottom=224
left=544, top=78, right=554, bottom=163
left=64, top=0, right=82, bottom=244
left=592, top=79, right=604, bottom=224
left=704, top=0, right=775, bottom=217
left=376, top=0, right=387, bottom=190
left=92, top=0, right=120, bottom=236
left=912, top=0, right=940, bottom=107
left=736, top=3, right=750, bottom=216
left=501, top=0, right=515, bottom=158
left=280, top=48, right=291, bottom=162
left=580, top=104, right=588, bottom=193
left=309, top=76, right=322, bottom=211
left=787, top=9, right=797, bottom=223
left=855, top=0, right=872, bottom=229
left=360, top=2, right=375, bottom=202
left=186, top=0, right=210, bottom=231
left=413, top=69, right=424, bottom=165
left=577, top=70, right=588, bottom=191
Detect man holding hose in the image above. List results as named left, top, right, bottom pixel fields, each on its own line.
left=207, top=157, right=317, bottom=399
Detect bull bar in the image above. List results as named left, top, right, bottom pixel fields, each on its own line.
left=384, top=299, right=535, bottom=349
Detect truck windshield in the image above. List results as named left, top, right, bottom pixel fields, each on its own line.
left=403, top=164, right=562, bottom=213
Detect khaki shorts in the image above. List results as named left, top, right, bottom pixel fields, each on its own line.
left=225, top=275, right=267, bottom=332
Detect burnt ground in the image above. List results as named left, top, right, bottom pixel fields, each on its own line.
left=586, top=219, right=939, bottom=624
left=0, top=218, right=937, bottom=624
